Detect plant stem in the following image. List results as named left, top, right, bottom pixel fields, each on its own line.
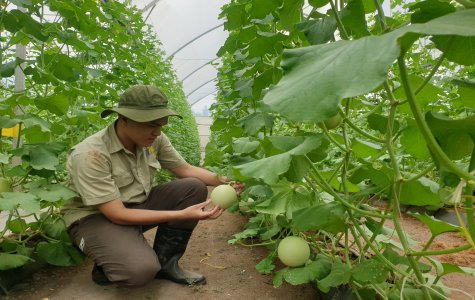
left=348, top=223, right=365, bottom=257
left=0, top=212, right=14, bottom=239
left=397, top=57, right=475, bottom=182
left=454, top=0, right=475, bottom=8
left=464, top=146, right=475, bottom=243
left=415, top=236, right=436, bottom=262
left=352, top=220, right=410, bottom=277
left=406, top=163, right=434, bottom=182
left=329, top=0, right=349, bottom=40
left=344, top=228, right=352, bottom=266
left=320, top=123, right=347, bottom=152
left=341, top=100, right=352, bottom=196
left=409, top=244, right=472, bottom=256
left=373, top=0, right=387, bottom=31
left=305, top=155, right=392, bottom=219
left=339, top=107, right=385, bottom=143
left=415, top=51, right=447, bottom=95
left=384, top=80, right=433, bottom=298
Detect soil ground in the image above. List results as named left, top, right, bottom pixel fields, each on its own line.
left=391, top=211, right=475, bottom=300
left=2, top=202, right=475, bottom=300
left=2, top=210, right=317, bottom=300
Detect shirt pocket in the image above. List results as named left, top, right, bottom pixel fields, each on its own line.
left=112, top=169, right=134, bottom=188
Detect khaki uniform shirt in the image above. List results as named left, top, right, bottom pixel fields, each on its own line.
left=62, top=123, right=186, bottom=226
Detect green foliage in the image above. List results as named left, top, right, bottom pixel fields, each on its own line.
left=209, top=0, right=475, bottom=298
left=0, top=0, right=199, bottom=271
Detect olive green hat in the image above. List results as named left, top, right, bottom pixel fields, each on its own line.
left=101, top=85, right=182, bottom=122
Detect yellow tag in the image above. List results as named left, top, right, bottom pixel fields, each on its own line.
left=1, top=124, right=21, bottom=137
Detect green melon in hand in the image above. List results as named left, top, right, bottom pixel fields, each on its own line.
left=211, top=184, right=237, bottom=209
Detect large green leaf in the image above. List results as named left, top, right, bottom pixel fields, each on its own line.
left=409, top=0, right=473, bottom=66
left=409, top=213, right=461, bottom=236
left=256, top=180, right=315, bottom=218
left=284, top=155, right=311, bottom=183
left=36, top=241, right=84, bottom=267
left=351, top=258, right=389, bottom=284
left=340, top=0, right=370, bottom=39
left=367, top=113, right=399, bottom=135
left=293, top=202, right=347, bottom=233
left=432, top=35, right=475, bottom=66
left=262, top=9, right=475, bottom=122
left=237, top=112, right=274, bottom=135
left=247, top=32, right=286, bottom=58
left=40, top=53, right=83, bottom=82
left=6, top=9, right=48, bottom=41
left=296, top=16, right=337, bottom=45
left=0, top=152, right=10, bottom=164
left=263, top=32, right=401, bottom=122
left=278, top=0, right=304, bottom=31
left=273, top=256, right=332, bottom=288
left=32, top=184, right=78, bottom=202
left=399, top=177, right=441, bottom=207
left=7, top=218, right=29, bottom=234
left=349, top=163, right=393, bottom=190
left=250, top=0, right=281, bottom=19
left=409, top=0, right=456, bottom=24
left=388, top=287, right=446, bottom=300
left=220, top=2, right=246, bottom=31
left=235, top=153, right=292, bottom=184
left=235, top=135, right=328, bottom=184
left=28, top=146, right=60, bottom=170
left=0, top=115, right=21, bottom=129
left=18, top=114, right=51, bottom=132
left=351, top=138, right=382, bottom=158
left=401, top=118, right=431, bottom=159
left=317, top=260, right=351, bottom=293
left=0, top=192, right=40, bottom=213
left=232, top=137, right=260, bottom=154
left=454, top=79, right=475, bottom=108
left=425, top=112, right=475, bottom=160
left=394, top=75, right=444, bottom=113
left=0, top=253, right=32, bottom=270
left=35, top=93, right=70, bottom=116
left=1, top=60, right=17, bottom=77
left=309, top=0, right=329, bottom=8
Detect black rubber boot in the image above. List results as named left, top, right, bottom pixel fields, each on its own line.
left=91, top=264, right=112, bottom=286
left=153, top=226, right=206, bottom=285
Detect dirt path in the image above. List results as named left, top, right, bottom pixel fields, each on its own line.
left=3, top=211, right=317, bottom=300
left=3, top=201, right=475, bottom=299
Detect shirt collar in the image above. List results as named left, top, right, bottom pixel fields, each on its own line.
left=105, top=122, right=144, bottom=156
left=106, top=122, right=126, bottom=154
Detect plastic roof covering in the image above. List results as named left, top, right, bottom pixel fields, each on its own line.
left=132, top=0, right=228, bottom=116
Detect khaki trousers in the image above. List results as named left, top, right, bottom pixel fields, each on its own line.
left=68, top=178, right=208, bottom=286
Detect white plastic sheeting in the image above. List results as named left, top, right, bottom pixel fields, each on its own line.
left=133, top=0, right=228, bottom=116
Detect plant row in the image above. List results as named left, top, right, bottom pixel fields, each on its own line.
left=206, top=0, right=475, bottom=299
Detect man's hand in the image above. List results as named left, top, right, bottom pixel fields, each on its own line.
left=230, top=181, right=245, bottom=196
left=182, top=199, right=225, bottom=220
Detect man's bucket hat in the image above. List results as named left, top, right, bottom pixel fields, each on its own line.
left=101, top=85, right=182, bottom=122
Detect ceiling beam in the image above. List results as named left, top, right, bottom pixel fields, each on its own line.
left=189, top=90, right=216, bottom=107
left=186, top=77, right=216, bottom=97
left=180, top=57, right=219, bottom=82
left=141, top=0, right=162, bottom=12
left=168, top=23, right=224, bottom=59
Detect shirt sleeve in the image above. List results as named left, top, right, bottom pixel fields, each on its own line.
left=68, top=149, right=120, bottom=205
left=156, top=133, right=186, bottom=169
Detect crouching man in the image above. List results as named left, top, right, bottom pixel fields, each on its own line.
left=62, top=85, right=242, bottom=287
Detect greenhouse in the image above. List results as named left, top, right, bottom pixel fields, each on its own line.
left=0, top=0, right=475, bottom=299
